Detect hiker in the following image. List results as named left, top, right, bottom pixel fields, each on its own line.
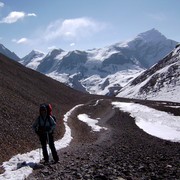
left=32, top=104, right=59, bottom=164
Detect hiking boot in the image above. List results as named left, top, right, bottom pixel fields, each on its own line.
left=41, top=161, right=49, bottom=165
left=52, top=160, right=59, bottom=164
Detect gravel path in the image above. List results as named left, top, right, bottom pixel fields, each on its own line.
left=27, top=99, right=180, bottom=180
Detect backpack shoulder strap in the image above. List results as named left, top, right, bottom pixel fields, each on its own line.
left=48, top=115, right=56, bottom=126
left=52, top=115, right=56, bottom=122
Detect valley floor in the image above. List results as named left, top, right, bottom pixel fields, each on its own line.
left=27, top=99, right=180, bottom=180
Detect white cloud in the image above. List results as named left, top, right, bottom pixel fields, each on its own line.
left=44, top=17, right=106, bottom=42
left=0, top=11, right=37, bottom=24
left=0, top=2, right=4, bottom=8
left=27, top=13, right=37, bottom=17
left=70, top=43, right=75, bottom=47
left=0, top=11, right=25, bottom=23
left=12, top=38, right=28, bottom=44
left=48, top=45, right=57, bottom=50
left=17, top=38, right=28, bottom=44
left=18, top=17, right=106, bottom=54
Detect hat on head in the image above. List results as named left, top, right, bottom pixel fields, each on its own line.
left=39, top=104, right=47, bottom=113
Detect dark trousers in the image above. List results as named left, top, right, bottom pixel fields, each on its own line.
left=39, top=133, right=59, bottom=162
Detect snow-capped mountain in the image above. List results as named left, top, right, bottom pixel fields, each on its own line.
left=116, top=44, right=180, bottom=102
left=115, top=28, right=177, bottom=68
left=20, top=50, right=46, bottom=70
left=0, top=43, right=20, bottom=61
left=20, top=29, right=178, bottom=95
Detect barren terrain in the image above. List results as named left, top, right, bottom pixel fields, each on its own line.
left=27, top=99, right=180, bottom=180
left=0, top=53, right=180, bottom=179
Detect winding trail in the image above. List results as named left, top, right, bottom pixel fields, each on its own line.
left=27, top=99, right=180, bottom=180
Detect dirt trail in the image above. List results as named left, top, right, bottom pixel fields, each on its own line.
left=27, top=99, right=180, bottom=180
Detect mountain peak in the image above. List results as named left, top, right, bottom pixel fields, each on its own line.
left=136, top=28, right=167, bottom=42
left=0, top=43, right=20, bottom=61
left=29, top=50, right=45, bottom=56
left=47, top=48, right=64, bottom=57
left=22, top=50, right=45, bottom=60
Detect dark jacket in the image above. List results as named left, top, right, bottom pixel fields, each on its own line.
left=33, top=115, right=56, bottom=135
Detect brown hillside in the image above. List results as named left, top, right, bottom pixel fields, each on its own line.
left=0, top=53, right=97, bottom=163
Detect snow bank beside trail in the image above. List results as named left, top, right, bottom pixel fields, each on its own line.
left=54, top=104, right=83, bottom=149
left=0, top=104, right=83, bottom=180
left=112, top=102, right=180, bottom=143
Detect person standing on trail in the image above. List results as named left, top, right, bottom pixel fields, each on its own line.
left=32, top=104, right=59, bottom=164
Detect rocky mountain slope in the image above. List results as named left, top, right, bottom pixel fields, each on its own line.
left=0, top=53, right=98, bottom=164
left=117, top=44, right=180, bottom=102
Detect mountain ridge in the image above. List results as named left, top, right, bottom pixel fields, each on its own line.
left=0, top=43, right=20, bottom=62
left=1, top=29, right=178, bottom=99
left=116, top=44, right=180, bottom=102
left=19, top=29, right=178, bottom=96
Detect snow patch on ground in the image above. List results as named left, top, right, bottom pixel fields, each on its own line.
left=112, top=102, right=180, bottom=143
left=0, top=104, right=83, bottom=180
left=78, top=114, right=107, bottom=131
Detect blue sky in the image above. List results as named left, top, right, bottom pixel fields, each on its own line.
left=0, top=0, right=179, bottom=58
